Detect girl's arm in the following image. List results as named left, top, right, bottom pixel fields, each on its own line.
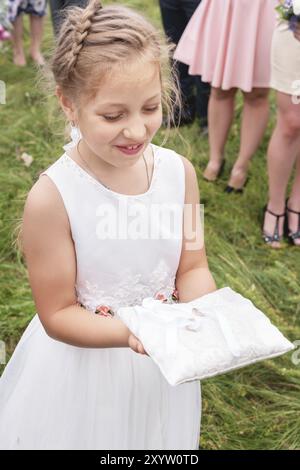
left=22, top=176, right=131, bottom=349
left=175, top=156, right=217, bottom=303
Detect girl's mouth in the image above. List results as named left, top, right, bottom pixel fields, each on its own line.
left=115, top=143, right=144, bottom=155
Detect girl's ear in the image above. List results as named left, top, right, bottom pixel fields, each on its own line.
left=55, top=86, right=77, bottom=122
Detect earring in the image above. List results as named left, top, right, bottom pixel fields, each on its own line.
left=70, top=121, right=82, bottom=143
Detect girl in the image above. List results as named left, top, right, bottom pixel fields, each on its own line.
left=0, top=0, right=216, bottom=449
left=174, top=0, right=277, bottom=192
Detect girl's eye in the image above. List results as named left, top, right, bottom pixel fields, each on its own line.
left=102, top=105, right=160, bottom=122
left=145, top=105, right=160, bottom=112
left=103, top=114, right=123, bottom=121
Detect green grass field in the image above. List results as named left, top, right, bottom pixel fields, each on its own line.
left=0, top=1, right=299, bottom=450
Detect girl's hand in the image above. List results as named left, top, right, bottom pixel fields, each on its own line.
left=294, top=24, right=300, bottom=42
left=128, top=333, right=149, bottom=356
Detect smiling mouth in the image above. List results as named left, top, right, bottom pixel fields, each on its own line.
left=116, top=143, right=144, bottom=150
left=114, top=143, right=145, bottom=156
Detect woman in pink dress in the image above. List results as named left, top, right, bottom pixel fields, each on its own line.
left=174, top=0, right=277, bottom=192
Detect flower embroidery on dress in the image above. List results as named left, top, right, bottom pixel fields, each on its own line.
left=95, top=305, right=115, bottom=317
left=154, top=288, right=179, bottom=304
left=77, top=288, right=179, bottom=317
left=75, top=259, right=179, bottom=316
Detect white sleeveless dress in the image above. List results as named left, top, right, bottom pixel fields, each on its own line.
left=0, top=142, right=201, bottom=450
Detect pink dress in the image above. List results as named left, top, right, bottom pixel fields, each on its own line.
left=174, top=0, right=278, bottom=92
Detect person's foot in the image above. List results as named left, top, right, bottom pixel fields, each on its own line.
left=203, top=160, right=224, bottom=181
left=29, top=48, right=45, bottom=66
left=198, top=117, right=208, bottom=138
left=262, top=204, right=285, bottom=249
left=13, top=50, right=26, bottom=67
left=225, top=165, right=248, bottom=193
left=199, top=125, right=209, bottom=138
left=286, top=199, right=300, bottom=246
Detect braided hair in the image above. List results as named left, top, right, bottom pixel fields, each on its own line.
left=49, top=0, right=181, bottom=131
left=69, top=0, right=102, bottom=73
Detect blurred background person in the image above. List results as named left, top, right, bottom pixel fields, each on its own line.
left=159, top=0, right=210, bottom=133
left=174, top=0, right=277, bottom=193
left=8, top=0, right=47, bottom=66
left=262, top=17, right=300, bottom=248
left=49, top=0, right=88, bottom=36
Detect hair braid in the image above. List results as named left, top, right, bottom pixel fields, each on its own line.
left=69, top=0, right=103, bottom=72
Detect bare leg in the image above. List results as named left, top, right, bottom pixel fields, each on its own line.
left=263, top=91, right=300, bottom=248
left=203, top=87, right=237, bottom=181
left=287, top=152, right=300, bottom=245
left=29, top=15, right=45, bottom=65
left=227, top=88, right=270, bottom=190
left=11, top=14, right=26, bottom=66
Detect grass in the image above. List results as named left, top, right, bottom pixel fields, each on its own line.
left=0, top=1, right=300, bottom=450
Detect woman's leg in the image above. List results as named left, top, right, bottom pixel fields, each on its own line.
left=227, top=88, right=270, bottom=190
left=263, top=91, right=300, bottom=247
left=203, top=87, right=237, bottom=181
left=29, top=15, right=45, bottom=65
left=287, top=151, right=300, bottom=245
left=11, top=14, right=26, bottom=66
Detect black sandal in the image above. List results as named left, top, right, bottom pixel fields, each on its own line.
left=262, top=205, right=285, bottom=245
left=285, top=202, right=300, bottom=245
left=225, top=176, right=249, bottom=194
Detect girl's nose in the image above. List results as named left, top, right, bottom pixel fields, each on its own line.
left=123, top=121, right=147, bottom=141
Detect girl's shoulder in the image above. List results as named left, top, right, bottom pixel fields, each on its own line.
left=23, top=166, right=71, bottom=241
left=155, top=144, right=199, bottom=203
left=26, top=152, right=67, bottom=210
left=177, top=153, right=199, bottom=201
left=154, top=143, right=195, bottom=172
left=155, top=143, right=197, bottom=184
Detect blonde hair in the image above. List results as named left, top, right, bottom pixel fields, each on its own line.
left=48, top=0, right=182, bottom=140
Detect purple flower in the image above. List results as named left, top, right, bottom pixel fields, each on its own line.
left=289, top=14, right=299, bottom=30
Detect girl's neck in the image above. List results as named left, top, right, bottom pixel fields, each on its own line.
left=66, top=141, right=154, bottom=194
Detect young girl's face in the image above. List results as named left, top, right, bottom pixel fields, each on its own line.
left=73, top=59, right=163, bottom=169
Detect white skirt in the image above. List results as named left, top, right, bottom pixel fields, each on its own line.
left=271, top=22, right=300, bottom=95
left=0, top=314, right=201, bottom=450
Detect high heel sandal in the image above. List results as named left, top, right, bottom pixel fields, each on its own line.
left=203, top=160, right=225, bottom=182
left=225, top=168, right=249, bottom=194
left=224, top=177, right=249, bottom=194
left=285, top=201, right=300, bottom=246
left=262, top=205, right=285, bottom=246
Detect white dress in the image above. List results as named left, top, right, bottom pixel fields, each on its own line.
left=0, top=141, right=201, bottom=450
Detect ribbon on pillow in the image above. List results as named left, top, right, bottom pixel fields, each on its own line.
left=163, top=305, right=242, bottom=358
